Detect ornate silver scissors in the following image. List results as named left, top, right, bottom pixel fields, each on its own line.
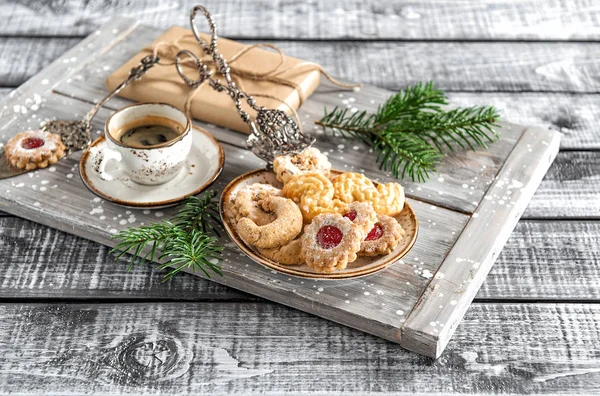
left=174, top=5, right=314, bottom=166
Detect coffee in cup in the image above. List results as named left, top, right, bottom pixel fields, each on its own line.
left=115, top=116, right=185, bottom=148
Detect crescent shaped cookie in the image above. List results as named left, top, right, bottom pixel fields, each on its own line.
left=236, top=196, right=303, bottom=249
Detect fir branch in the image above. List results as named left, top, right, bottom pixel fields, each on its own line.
left=110, top=190, right=223, bottom=281
left=316, top=81, right=500, bottom=182
left=374, top=81, right=447, bottom=124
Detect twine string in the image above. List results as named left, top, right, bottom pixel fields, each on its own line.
left=143, top=32, right=361, bottom=124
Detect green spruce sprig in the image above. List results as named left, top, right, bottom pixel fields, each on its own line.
left=316, top=81, right=500, bottom=182
left=110, top=190, right=223, bottom=281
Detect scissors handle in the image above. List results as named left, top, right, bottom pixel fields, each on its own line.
left=175, top=6, right=263, bottom=125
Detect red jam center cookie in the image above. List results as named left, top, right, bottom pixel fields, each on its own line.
left=365, top=223, right=384, bottom=241
left=301, top=213, right=363, bottom=273
left=343, top=210, right=357, bottom=221
left=317, top=225, right=343, bottom=249
left=4, top=130, right=66, bottom=170
left=359, top=215, right=405, bottom=257
left=21, top=137, right=45, bottom=150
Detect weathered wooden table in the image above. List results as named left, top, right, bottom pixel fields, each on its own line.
left=1, top=1, right=599, bottom=394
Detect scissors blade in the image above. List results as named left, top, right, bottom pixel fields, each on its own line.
left=0, top=151, right=29, bottom=179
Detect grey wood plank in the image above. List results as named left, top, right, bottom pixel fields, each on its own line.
left=0, top=37, right=80, bottom=87
left=2, top=218, right=600, bottom=301
left=2, top=0, right=600, bottom=40
left=1, top=301, right=600, bottom=394
left=482, top=220, right=600, bottom=300
left=525, top=151, right=600, bottom=218
left=3, top=36, right=600, bottom=93
left=2, top=216, right=600, bottom=303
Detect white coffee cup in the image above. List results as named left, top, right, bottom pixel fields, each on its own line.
left=94, top=103, right=192, bottom=185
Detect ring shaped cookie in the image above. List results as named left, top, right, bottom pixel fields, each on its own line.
left=273, top=147, right=331, bottom=184
left=236, top=196, right=303, bottom=249
left=231, top=183, right=282, bottom=226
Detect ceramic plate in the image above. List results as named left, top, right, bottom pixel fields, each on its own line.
left=80, top=126, right=224, bottom=208
left=220, top=169, right=418, bottom=279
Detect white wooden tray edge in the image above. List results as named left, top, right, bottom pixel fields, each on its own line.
left=401, top=126, right=562, bottom=358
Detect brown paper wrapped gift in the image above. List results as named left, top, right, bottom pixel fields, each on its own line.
left=105, top=26, right=322, bottom=134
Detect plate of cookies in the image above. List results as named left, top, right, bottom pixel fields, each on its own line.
left=220, top=148, right=418, bottom=279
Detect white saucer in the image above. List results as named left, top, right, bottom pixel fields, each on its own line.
left=80, top=127, right=224, bottom=208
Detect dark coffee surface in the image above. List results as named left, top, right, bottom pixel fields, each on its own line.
left=115, top=116, right=184, bottom=148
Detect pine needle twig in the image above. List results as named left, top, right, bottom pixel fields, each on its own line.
left=316, top=81, right=500, bottom=181
left=110, top=190, right=223, bottom=281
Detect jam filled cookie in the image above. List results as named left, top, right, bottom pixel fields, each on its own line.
left=231, top=183, right=282, bottom=226
left=273, top=147, right=331, bottom=184
left=359, top=214, right=405, bottom=257
left=301, top=213, right=362, bottom=273
left=4, top=130, right=66, bottom=170
left=258, top=238, right=303, bottom=266
left=237, top=196, right=303, bottom=249
left=342, top=201, right=377, bottom=239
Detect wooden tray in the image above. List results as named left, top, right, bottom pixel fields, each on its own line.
left=0, top=18, right=560, bottom=358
